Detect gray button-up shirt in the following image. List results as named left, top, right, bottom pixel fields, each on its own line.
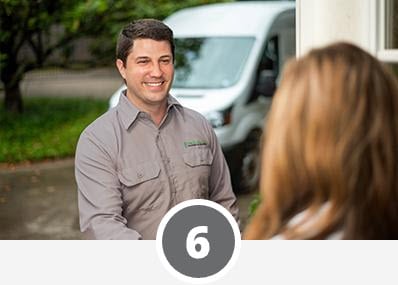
left=75, top=92, right=239, bottom=239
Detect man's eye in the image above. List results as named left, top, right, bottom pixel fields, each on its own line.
left=160, top=59, right=171, bottom=64
left=137, top=60, right=149, bottom=64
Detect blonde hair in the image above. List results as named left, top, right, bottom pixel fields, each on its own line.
left=244, top=42, right=398, bottom=239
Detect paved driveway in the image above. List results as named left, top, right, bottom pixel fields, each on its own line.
left=0, top=159, right=80, bottom=239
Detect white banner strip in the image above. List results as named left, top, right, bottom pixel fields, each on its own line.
left=0, top=240, right=396, bottom=285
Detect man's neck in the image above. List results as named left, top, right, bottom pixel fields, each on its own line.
left=126, top=93, right=168, bottom=126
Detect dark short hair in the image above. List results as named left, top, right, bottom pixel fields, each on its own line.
left=116, top=19, right=175, bottom=65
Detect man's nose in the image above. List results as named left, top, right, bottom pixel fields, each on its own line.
left=150, top=62, right=163, bottom=77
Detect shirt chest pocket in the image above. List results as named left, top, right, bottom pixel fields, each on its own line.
left=180, top=147, right=213, bottom=198
left=183, top=147, right=214, bottom=167
left=117, top=162, right=162, bottom=212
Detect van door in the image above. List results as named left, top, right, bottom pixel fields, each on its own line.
left=273, top=9, right=296, bottom=78
left=235, top=9, right=296, bottom=192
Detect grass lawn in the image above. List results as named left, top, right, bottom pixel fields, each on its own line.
left=0, top=97, right=108, bottom=163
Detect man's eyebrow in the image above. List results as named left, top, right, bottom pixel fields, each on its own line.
left=134, top=55, right=171, bottom=61
left=135, top=56, right=150, bottom=61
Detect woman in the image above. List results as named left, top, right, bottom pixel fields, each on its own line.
left=244, top=42, right=398, bottom=239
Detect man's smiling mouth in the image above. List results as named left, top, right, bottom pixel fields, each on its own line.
left=144, top=81, right=164, bottom=87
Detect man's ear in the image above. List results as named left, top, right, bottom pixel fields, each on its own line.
left=116, top=59, right=126, bottom=79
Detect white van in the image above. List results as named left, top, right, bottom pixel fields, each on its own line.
left=109, top=1, right=296, bottom=192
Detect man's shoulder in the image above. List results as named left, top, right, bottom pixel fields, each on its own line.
left=175, top=105, right=215, bottom=141
left=169, top=95, right=208, bottom=125
left=178, top=105, right=209, bottom=125
left=80, top=107, right=119, bottom=141
left=75, top=108, right=119, bottom=167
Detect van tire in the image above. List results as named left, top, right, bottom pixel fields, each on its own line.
left=237, top=129, right=262, bottom=193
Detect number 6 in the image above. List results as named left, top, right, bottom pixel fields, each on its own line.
left=186, top=226, right=210, bottom=259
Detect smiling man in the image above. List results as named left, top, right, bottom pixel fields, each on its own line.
left=74, top=19, right=239, bottom=239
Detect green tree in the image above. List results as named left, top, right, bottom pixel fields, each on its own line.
left=0, top=0, right=83, bottom=113
left=0, top=0, right=229, bottom=113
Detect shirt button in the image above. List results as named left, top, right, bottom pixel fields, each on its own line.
left=137, top=173, right=143, bottom=179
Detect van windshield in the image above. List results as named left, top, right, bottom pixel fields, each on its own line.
left=173, top=37, right=255, bottom=89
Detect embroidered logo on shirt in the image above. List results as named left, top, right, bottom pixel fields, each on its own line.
left=184, top=140, right=208, bottom=148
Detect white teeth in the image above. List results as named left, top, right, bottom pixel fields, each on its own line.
left=145, top=82, right=162, bottom=87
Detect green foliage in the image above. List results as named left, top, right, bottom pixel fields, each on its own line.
left=0, top=97, right=107, bottom=163
left=72, top=0, right=232, bottom=64
left=0, top=0, right=83, bottom=68
left=0, top=0, right=230, bottom=111
left=0, top=0, right=231, bottom=69
left=248, top=193, right=260, bottom=217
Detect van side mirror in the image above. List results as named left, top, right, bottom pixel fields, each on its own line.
left=255, top=70, right=276, bottom=97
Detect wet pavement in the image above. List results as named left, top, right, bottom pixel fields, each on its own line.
left=0, top=159, right=80, bottom=239
left=0, top=159, right=257, bottom=239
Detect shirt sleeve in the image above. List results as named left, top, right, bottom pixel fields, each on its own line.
left=75, top=130, right=142, bottom=240
left=205, top=121, right=240, bottom=226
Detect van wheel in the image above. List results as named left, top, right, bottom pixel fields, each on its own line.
left=239, top=130, right=262, bottom=193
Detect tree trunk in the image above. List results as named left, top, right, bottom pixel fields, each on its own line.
left=4, top=81, right=23, bottom=113
left=1, top=54, right=25, bottom=114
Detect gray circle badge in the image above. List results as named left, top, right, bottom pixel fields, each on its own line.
left=156, top=199, right=241, bottom=283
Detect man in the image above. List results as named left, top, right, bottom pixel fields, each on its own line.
left=75, top=19, right=239, bottom=239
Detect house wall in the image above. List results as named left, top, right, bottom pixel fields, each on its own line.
left=296, top=0, right=377, bottom=56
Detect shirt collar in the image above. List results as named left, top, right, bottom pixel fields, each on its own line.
left=117, top=89, right=182, bottom=130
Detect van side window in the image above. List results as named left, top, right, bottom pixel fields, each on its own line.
left=248, top=36, right=279, bottom=103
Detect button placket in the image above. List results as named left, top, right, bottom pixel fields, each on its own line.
left=156, top=130, right=176, bottom=194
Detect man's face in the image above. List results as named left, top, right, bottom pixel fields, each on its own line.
left=116, top=38, right=174, bottom=110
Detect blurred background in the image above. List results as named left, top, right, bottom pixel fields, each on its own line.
left=1, top=0, right=287, bottom=239
left=1, top=0, right=397, bottom=240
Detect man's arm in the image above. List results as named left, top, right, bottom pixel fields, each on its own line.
left=75, top=131, right=142, bottom=239
left=205, top=122, right=240, bottom=224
